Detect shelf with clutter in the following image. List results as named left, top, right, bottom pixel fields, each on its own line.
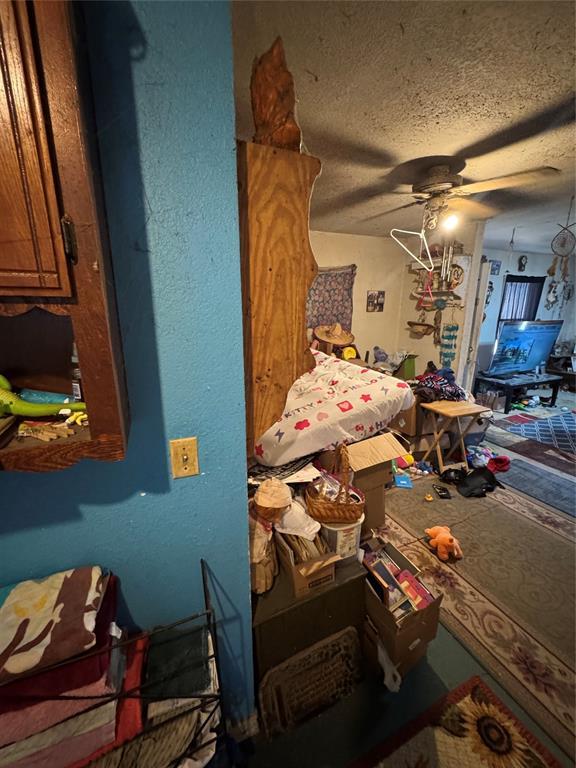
left=0, top=2, right=127, bottom=472
left=0, top=309, right=94, bottom=470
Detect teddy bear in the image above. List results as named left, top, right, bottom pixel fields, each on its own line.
left=425, top=525, right=463, bottom=561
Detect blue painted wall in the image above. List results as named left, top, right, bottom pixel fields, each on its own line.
left=0, top=1, right=253, bottom=721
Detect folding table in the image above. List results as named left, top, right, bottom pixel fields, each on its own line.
left=420, top=400, right=492, bottom=473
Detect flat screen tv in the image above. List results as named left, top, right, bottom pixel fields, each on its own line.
left=486, top=320, right=563, bottom=377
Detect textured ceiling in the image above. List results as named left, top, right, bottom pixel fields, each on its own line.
left=232, top=1, right=575, bottom=253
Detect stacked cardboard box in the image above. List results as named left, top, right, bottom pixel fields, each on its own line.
left=361, top=541, right=443, bottom=677
left=317, top=433, right=407, bottom=533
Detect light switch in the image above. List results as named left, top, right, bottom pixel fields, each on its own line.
left=169, top=437, right=199, bottom=479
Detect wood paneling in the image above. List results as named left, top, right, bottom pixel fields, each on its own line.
left=238, top=141, right=321, bottom=454
left=0, top=1, right=71, bottom=297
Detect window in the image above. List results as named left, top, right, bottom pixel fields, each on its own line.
left=498, top=275, right=545, bottom=332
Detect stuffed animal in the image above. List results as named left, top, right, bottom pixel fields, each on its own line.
left=373, top=346, right=388, bottom=363
left=425, top=525, right=463, bottom=561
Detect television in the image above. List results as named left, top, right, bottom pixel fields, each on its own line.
left=486, top=320, right=563, bottom=377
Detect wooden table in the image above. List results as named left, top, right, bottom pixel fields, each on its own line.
left=420, top=400, right=492, bottom=473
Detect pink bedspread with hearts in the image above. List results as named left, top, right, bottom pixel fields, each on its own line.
left=255, top=350, right=415, bottom=466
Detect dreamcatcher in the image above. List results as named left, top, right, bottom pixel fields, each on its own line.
left=548, top=195, right=575, bottom=278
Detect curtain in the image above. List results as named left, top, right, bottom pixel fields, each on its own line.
left=306, top=264, right=357, bottom=330
left=499, top=276, right=545, bottom=323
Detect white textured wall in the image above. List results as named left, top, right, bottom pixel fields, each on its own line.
left=480, top=248, right=575, bottom=345
left=310, top=230, right=406, bottom=359
left=311, top=225, right=482, bottom=376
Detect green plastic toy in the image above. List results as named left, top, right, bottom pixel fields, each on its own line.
left=0, top=375, right=86, bottom=417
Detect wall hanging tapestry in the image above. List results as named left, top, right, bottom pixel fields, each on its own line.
left=306, top=264, right=357, bottom=330
left=440, top=323, right=459, bottom=368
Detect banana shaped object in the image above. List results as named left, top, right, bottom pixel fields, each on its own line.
left=0, top=375, right=86, bottom=417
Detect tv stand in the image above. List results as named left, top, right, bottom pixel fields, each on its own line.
left=473, top=372, right=562, bottom=414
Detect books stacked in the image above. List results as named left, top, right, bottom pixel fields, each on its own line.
left=361, top=539, right=435, bottom=622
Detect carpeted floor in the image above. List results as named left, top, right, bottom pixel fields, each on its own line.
left=352, top=676, right=563, bottom=768
left=502, top=457, right=576, bottom=516
left=384, top=478, right=576, bottom=757
left=246, top=624, right=572, bottom=768
left=487, top=424, right=576, bottom=477
left=498, top=411, right=576, bottom=453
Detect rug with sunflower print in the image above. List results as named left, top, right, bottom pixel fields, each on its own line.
left=353, top=676, right=562, bottom=768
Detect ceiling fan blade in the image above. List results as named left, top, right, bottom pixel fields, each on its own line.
left=453, top=167, right=560, bottom=196
left=312, top=180, right=388, bottom=217
left=362, top=200, right=424, bottom=222
left=448, top=197, right=498, bottom=220
left=456, top=96, right=575, bottom=160
left=305, top=128, right=395, bottom=168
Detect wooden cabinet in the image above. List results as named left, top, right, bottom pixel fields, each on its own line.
left=0, top=1, right=71, bottom=297
left=0, top=1, right=128, bottom=471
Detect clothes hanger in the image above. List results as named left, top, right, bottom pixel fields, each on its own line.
left=390, top=227, right=434, bottom=272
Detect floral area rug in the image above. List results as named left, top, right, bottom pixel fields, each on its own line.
left=353, top=676, right=563, bottom=768
left=384, top=479, right=576, bottom=758
left=499, top=412, right=576, bottom=454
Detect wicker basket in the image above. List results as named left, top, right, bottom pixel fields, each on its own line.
left=306, top=445, right=365, bottom=524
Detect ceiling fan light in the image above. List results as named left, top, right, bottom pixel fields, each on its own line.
left=442, top=213, right=459, bottom=232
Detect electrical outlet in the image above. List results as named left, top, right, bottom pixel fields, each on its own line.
left=169, top=437, right=199, bottom=479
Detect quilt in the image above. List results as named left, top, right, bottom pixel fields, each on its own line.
left=256, top=351, right=414, bottom=466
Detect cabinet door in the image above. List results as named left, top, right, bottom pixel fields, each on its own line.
left=0, top=1, right=71, bottom=297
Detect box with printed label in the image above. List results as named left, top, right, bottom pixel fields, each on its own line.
left=275, top=533, right=340, bottom=599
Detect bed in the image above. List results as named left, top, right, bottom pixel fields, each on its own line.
left=255, top=351, right=415, bottom=466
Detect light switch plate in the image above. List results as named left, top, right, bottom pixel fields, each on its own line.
left=169, top=437, right=199, bottom=479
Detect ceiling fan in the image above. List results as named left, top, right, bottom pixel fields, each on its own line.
left=374, top=159, right=561, bottom=229
left=311, top=95, right=574, bottom=227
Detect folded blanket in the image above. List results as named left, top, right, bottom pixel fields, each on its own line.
left=0, top=700, right=117, bottom=768
left=0, top=575, right=117, bottom=722
left=0, top=602, right=122, bottom=750
left=0, top=567, right=109, bottom=683
left=70, top=636, right=148, bottom=768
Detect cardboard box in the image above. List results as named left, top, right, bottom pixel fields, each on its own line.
left=388, top=400, right=436, bottom=437
left=317, top=433, right=407, bottom=533
left=363, top=618, right=428, bottom=678
left=409, top=432, right=451, bottom=455
left=364, top=543, right=442, bottom=672
left=394, top=354, right=418, bottom=381
left=275, top=533, right=340, bottom=599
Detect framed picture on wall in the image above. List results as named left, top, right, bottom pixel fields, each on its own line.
left=367, top=290, right=385, bottom=312
left=489, top=260, right=502, bottom=276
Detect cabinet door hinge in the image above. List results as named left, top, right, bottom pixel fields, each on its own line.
left=60, top=215, right=78, bottom=264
